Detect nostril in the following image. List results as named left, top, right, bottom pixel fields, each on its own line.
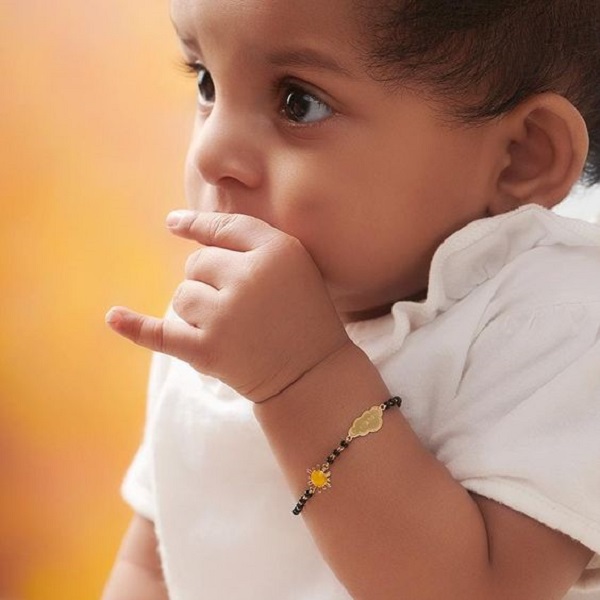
left=188, top=107, right=266, bottom=189
left=194, top=141, right=264, bottom=189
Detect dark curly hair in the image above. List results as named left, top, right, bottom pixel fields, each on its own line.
left=354, top=0, right=600, bottom=185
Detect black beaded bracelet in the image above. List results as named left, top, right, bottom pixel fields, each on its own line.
left=292, top=396, right=402, bottom=515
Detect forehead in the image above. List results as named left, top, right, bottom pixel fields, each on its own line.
left=170, top=0, right=360, bottom=59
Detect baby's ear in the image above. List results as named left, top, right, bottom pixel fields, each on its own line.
left=491, top=93, right=589, bottom=214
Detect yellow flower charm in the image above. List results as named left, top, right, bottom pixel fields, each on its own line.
left=307, top=464, right=332, bottom=493
left=293, top=398, right=402, bottom=515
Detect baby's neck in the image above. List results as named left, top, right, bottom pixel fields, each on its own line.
left=341, top=288, right=428, bottom=324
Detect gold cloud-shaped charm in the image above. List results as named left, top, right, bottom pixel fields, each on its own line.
left=348, top=406, right=384, bottom=439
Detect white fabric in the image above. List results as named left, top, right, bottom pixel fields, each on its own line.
left=122, top=204, right=600, bottom=599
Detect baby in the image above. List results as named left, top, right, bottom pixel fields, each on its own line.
left=103, top=1, right=600, bottom=598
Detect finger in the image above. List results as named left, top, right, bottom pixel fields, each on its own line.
left=105, top=306, right=206, bottom=364
left=166, top=210, right=281, bottom=251
left=172, top=280, right=220, bottom=328
left=184, top=245, right=236, bottom=288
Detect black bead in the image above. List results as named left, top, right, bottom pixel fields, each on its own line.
left=386, top=396, right=401, bottom=408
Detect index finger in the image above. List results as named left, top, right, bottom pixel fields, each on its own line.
left=106, top=306, right=207, bottom=366
left=166, top=211, right=281, bottom=251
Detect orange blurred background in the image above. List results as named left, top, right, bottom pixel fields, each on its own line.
left=1, top=1, right=192, bottom=598
left=3, top=3, right=600, bottom=600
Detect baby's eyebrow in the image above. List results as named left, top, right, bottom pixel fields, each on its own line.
left=175, top=34, right=200, bottom=52
left=170, top=15, right=352, bottom=79
left=267, top=48, right=353, bottom=77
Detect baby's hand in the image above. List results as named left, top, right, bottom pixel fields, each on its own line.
left=106, top=211, right=351, bottom=403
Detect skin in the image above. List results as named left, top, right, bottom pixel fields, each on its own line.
left=173, top=0, right=503, bottom=321
left=103, top=1, right=594, bottom=598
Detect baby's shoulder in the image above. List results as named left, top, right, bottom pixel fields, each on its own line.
left=485, top=243, right=600, bottom=320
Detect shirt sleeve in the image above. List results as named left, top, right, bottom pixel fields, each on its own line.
left=120, top=310, right=176, bottom=522
left=438, top=301, right=600, bottom=591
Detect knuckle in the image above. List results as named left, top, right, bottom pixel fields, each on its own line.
left=242, top=256, right=268, bottom=286
left=281, top=234, right=304, bottom=254
left=151, top=322, right=166, bottom=352
left=141, top=319, right=165, bottom=352
left=185, top=211, right=200, bottom=234
left=267, top=230, right=302, bottom=255
left=172, top=282, right=195, bottom=316
left=210, top=289, right=227, bottom=318
left=266, top=234, right=306, bottom=268
left=184, top=250, right=202, bottom=279
left=210, top=212, right=238, bottom=240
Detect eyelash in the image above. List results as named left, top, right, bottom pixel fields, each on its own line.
left=177, top=57, right=204, bottom=78
left=175, top=57, right=334, bottom=128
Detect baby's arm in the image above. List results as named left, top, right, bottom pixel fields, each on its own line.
left=102, top=514, right=168, bottom=600
left=253, top=344, right=593, bottom=599
left=107, top=212, right=596, bottom=598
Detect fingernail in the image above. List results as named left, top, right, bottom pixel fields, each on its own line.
left=105, top=307, right=122, bottom=326
left=166, top=210, right=192, bottom=228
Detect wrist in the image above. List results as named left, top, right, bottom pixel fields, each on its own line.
left=252, top=342, right=392, bottom=492
left=255, top=340, right=386, bottom=410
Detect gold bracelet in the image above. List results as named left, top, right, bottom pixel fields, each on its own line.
left=292, top=396, right=402, bottom=515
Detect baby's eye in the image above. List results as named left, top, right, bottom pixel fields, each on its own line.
left=195, top=65, right=215, bottom=107
left=282, top=85, right=333, bottom=124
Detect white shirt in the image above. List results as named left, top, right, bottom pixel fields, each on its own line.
left=122, top=204, right=600, bottom=599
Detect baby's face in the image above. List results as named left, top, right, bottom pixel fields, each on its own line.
left=173, top=0, right=499, bottom=321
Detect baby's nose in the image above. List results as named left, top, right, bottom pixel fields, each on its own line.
left=189, top=105, right=265, bottom=189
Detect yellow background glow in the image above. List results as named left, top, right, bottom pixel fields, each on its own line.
left=1, top=2, right=192, bottom=597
